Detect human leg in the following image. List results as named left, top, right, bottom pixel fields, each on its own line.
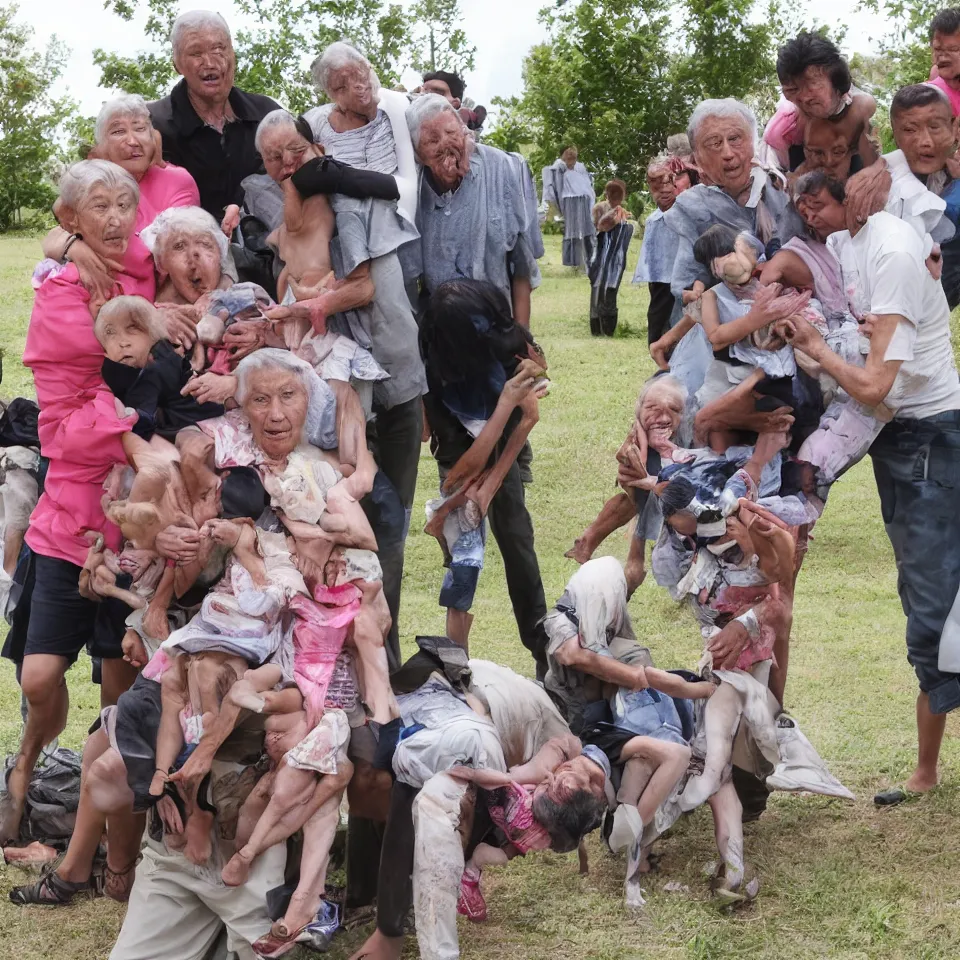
left=646, top=282, right=674, bottom=345
left=679, top=683, right=741, bottom=811
left=350, top=580, right=398, bottom=723
left=368, top=397, right=421, bottom=672
left=100, top=657, right=139, bottom=710
left=707, top=779, right=746, bottom=898
left=486, top=461, right=548, bottom=671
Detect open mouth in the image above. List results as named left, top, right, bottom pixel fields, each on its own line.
left=200, top=72, right=221, bottom=86
left=119, top=354, right=139, bottom=367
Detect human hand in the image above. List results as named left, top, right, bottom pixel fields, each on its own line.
left=859, top=312, right=878, bottom=339
left=681, top=280, right=705, bottom=305
left=774, top=312, right=824, bottom=356
left=927, top=242, right=943, bottom=281
left=754, top=285, right=812, bottom=326
left=222, top=320, right=268, bottom=361
left=628, top=665, right=649, bottom=691
left=156, top=303, right=199, bottom=350
left=202, top=518, right=242, bottom=548
left=155, top=524, right=202, bottom=563
left=708, top=619, right=750, bottom=669
left=844, top=161, right=891, bottom=233
left=69, top=241, right=122, bottom=315
left=649, top=336, right=671, bottom=370
left=181, top=372, right=238, bottom=405
left=220, top=204, right=241, bottom=239
left=501, top=358, right=547, bottom=408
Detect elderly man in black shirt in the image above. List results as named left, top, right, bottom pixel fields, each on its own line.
left=148, top=10, right=279, bottom=231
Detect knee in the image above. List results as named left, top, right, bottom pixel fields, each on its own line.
left=668, top=743, right=692, bottom=767
left=20, top=662, right=65, bottom=707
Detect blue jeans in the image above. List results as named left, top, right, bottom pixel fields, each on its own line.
left=870, top=411, right=960, bottom=714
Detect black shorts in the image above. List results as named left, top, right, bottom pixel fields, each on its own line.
left=21, top=553, right=125, bottom=664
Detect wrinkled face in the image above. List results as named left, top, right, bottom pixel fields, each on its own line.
left=417, top=111, right=471, bottom=188
left=665, top=509, right=697, bottom=536
left=327, top=64, right=375, bottom=116
left=161, top=229, right=223, bottom=303
left=674, top=169, right=693, bottom=193
left=533, top=756, right=605, bottom=805
left=893, top=102, right=958, bottom=176
left=422, top=78, right=459, bottom=106
left=99, top=312, right=154, bottom=367
left=803, top=122, right=853, bottom=180
left=639, top=383, right=684, bottom=442
left=260, top=125, right=313, bottom=182
left=647, top=166, right=677, bottom=211
left=69, top=184, right=138, bottom=264
left=101, top=112, right=155, bottom=179
left=796, top=187, right=846, bottom=241
left=711, top=234, right=758, bottom=285
left=794, top=65, right=841, bottom=119
left=175, top=27, right=235, bottom=102
left=562, top=146, right=578, bottom=168
left=243, top=368, right=309, bottom=461
left=694, top=115, right=754, bottom=194
left=932, top=31, right=960, bottom=81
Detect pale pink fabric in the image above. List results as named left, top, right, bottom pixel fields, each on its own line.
left=23, top=264, right=140, bottom=565
left=123, top=163, right=200, bottom=289
left=290, top=583, right=362, bottom=728
left=762, top=103, right=804, bottom=169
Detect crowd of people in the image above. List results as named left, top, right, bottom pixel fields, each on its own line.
left=0, top=8, right=958, bottom=960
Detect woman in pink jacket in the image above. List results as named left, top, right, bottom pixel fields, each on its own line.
left=0, top=160, right=150, bottom=846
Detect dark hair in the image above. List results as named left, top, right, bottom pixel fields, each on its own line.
left=531, top=789, right=605, bottom=854
left=890, top=83, right=953, bottom=124
left=422, top=70, right=465, bottom=101
left=419, top=279, right=535, bottom=387
left=776, top=32, right=852, bottom=95
left=930, top=8, right=960, bottom=40
left=294, top=115, right=315, bottom=144
left=605, top=179, right=627, bottom=204
left=792, top=169, right=846, bottom=205
left=692, top=223, right=739, bottom=268
left=659, top=475, right=697, bottom=518
left=220, top=466, right=269, bottom=521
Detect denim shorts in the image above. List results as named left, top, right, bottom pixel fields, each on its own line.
left=870, top=410, right=960, bottom=714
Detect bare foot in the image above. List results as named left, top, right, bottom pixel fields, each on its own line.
left=904, top=769, right=939, bottom=792
left=347, top=929, right=404, bottom=960
left=564, top=536, right=594, bottom=564
left=182, top=805, right=214, bottom=865
left=2, top=841, right=58, bottom=865
left=222, top=846, right=255, bottom=887
left=228, top=678, right=265, bottom=714
left=0, top=768, right=28, bottom=846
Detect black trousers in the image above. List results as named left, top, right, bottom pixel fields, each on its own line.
left=366, top=396, right=423, bottom=673
left=486, top=460, right=548, bottom=672
left=589, top=282, right=620, bottom=337
left=647, top=281, right=674, bottom=345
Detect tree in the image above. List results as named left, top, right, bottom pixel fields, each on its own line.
left=0, top=4, right=75, bottom=231
left=92, top=0, right=410, bottom=110
left=407, top=0, right=476, bottom=75
left=486, top=0, right=784, bottom=191
left=857, top=0, right=938, bottom=97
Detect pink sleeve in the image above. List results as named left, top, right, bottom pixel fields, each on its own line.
left=52, top=390, right=135, bottom=467
left=169, top=165, right=201, bottom=208
left=762, top=104, right=802, bottom=166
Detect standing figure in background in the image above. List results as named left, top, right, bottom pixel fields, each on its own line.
left=928, top=9, right=960, bottom=116
left=588, top=180, right=634, bottom=337
left=633, top=156, right=684, bottom=349
left=542, top=146, right=597, bottom=270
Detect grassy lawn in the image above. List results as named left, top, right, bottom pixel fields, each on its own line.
left=0, top=232, right=958, bottom=959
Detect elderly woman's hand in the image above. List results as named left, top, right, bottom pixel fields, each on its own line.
left=752, top=284, right=811, bottom=326
left=222, top=319, right=273, bottom=362
left=500, top=358, right=546, bottom=408
left=68, top=242, right=122, bottom=315
left=156, top=303, right=199, bottom=350
left=220, top=204, right=241, bottom=239
left=155, top=523, right=202, bottom=564
left=708, top=620, right=750, bottom=670
left=681, top=280, right=705, bottom=306
left=182, top=373, right=238, bottom=406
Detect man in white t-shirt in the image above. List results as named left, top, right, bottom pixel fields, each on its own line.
left=780, top=206, right=960, bottom=807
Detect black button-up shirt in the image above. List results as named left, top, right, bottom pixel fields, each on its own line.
left=148, top=80, right=280, bottom=222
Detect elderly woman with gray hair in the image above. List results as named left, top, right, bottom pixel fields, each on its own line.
left=0, top=160, right=151, bottom=846
left=42, top=94, right=201, bottom=344
left=654, top=98, right=801, bottom=398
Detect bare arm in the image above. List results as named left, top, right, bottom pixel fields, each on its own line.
left=779, top=312, right=903, bottom=408
left=643, top=666, right=715, bottom=701
left=650, top=312, right=695, bottom=369
left=508, top=734, right=583, bottom=784
left=552, top=636, right=647, bottom=690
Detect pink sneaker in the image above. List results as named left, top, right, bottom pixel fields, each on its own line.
left=456, top=871, right=487, bottom=922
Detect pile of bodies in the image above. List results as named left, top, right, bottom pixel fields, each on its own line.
left=1, top=11, right=960, bottom=960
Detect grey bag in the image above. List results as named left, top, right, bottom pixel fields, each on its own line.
left=1, top=747, right=82, bottom=845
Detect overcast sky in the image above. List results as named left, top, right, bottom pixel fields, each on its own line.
left=20, top=0, right=897, bottom=119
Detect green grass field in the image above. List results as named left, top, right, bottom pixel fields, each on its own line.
left=0, top=233, right=958, bottom=959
